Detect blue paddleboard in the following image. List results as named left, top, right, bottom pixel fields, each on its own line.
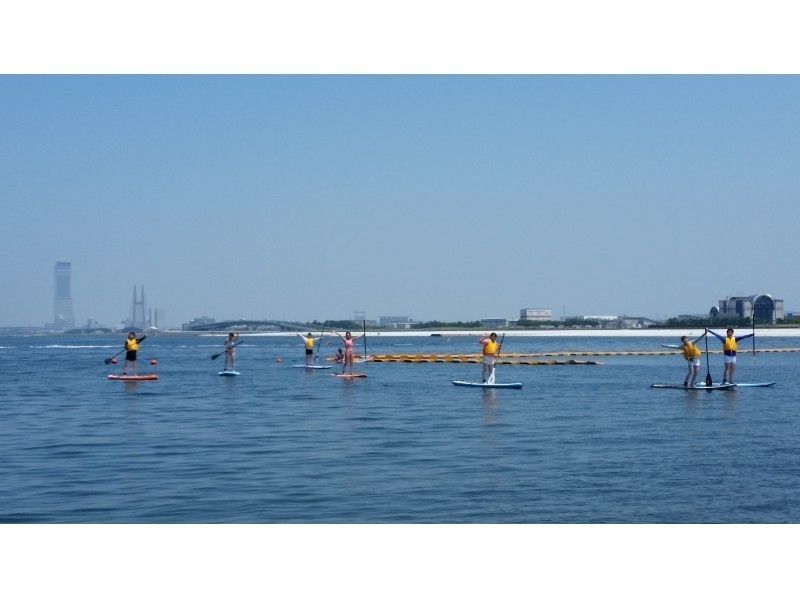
left=452, top=380, right=522, bottom=389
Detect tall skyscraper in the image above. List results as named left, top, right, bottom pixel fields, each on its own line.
left=53, top=261, right=75, bottom=330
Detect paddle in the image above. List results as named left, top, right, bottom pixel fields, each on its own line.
left=362, top=320, right=367, bottom=367
left=211, top=340, right=244, bottom=360
left=104, top=335, right=146, bottom=365
left=314, top=325, right=325, bottom=363
left=496, top=333, right=506, bottom=357
left=704, top=327, right=712, bottom=386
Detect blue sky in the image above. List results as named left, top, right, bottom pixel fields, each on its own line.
left=2, top=75, right=799, bottom=327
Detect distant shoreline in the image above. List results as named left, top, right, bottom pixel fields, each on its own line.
left=4, top=327, right=799, bottom=339
left=199, top=328, right=800, bottom=338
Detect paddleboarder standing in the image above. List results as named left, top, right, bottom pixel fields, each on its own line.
left=479, top=332, right=501, bottom=383
left=296, top=332, right=322, bottom=366
left=223, top=332, right=240, bottom=372
left=706, top=327, right=754, bottom=384
left=679, top=332, right=706, bottom=387
left=334, top=331, right=364, bottom=375
left=122, top=332, right=145, bottom=376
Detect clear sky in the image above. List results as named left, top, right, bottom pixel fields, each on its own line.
left=2, top=75, right=799, bottom=327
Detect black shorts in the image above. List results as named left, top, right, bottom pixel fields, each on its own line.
left=126, top=350, right=137, bottom=361
left=305, top=349, right=314, bottom=355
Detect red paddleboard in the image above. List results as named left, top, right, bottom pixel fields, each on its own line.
left=108, top=374, right=158, bottom=381
left=332, top=373, right=367, bottom=379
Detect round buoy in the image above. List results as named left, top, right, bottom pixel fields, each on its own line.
left=111, top=358, right=118, bottom=364
left=150, top=359, right=158, bottom=366
left=275, top=357, right=282, bottom=363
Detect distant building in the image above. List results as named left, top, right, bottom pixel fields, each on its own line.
left=618, top=316, right=659, bottom=329
left=576, top=315, right=658, bottom=329
left=182, top=316, right=216, bottom=331
left=712, top=294, right=784, bottom=324
left=520, top=307, right=552, bottom=321
left=481, top=318, right=510, bottom=328
left=49, top=261, right=75, bottom=330
left=380, top=316, right=413, bottom=330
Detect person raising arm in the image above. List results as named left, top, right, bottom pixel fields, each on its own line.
left=706, top=327, right=754, bottom=384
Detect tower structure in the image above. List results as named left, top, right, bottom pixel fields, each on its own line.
left=130, top=285, right=147, bottom=330
left=53, top=261, right=75, bottom=330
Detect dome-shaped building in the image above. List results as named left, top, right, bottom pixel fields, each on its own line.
left=713, top=294, right=784, bottom=324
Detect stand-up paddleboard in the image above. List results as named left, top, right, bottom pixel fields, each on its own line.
left=732, top=382, right=776, bottom=387
left=651, top=383, right=735, bottom=390
left=108, top=374, right=158, bottom=381
left=218, top=370, right=240, bottom=376
left=291, top=364, right=333, bottom=370
left=452, top=380, right=522, bottom=389
left=332, top=373, right=367, bottom=379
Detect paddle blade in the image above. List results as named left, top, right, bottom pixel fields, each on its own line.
left=705, top=372, right=713, bottom=386
left=104, top=358, right=112, bottom=365
left=211, top=353, right=221, bottom=360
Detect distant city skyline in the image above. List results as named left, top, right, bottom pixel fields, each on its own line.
left=2, top=76, right=799, bottom=328
left=21, top=260, right=793, bottom=330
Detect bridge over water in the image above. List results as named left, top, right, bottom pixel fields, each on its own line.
left=183, top=319, right=309, bottom=332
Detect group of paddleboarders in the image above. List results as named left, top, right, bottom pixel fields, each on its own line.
left=117, top=326, right=759, bottom=386
left=294, top=331, right=364, bottom=373
left=677, top=327, right=755, bottom=386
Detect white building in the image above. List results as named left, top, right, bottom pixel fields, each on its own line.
left=380, top=316, right=413, bottom=329
left=520, top=307, right=552, bottom=321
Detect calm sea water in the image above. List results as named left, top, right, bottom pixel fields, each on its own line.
left=2, top=333, right=799, bottom=523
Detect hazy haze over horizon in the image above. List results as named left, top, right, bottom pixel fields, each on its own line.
left=2, top=75, right=798, bottom=328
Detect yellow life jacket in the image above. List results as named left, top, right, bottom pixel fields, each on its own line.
left=304, top=337, right=315, bottom=350
left=483, top=340, right=498, bottom=356
left=723, top=336, right=737, bottom=353
left=682, top=343, right=701, bottom=360
left=125, top=338, right=139, bottom=351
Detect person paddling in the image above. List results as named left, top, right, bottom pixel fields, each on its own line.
left=479, top=332, right=501, bottom=383
left=122, top=332, right=145, bottom=376
left=706, top=327, right=754, bottom=384
left=223, top=332, right=240, bottom=371
left=679, top=332, right=706, bottom=387
left=334, top=331, right=364, bottom=375
left=296, top=332, right=322, bottom=366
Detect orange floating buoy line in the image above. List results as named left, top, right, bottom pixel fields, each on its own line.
left=354, top=347, right=800, bottom=365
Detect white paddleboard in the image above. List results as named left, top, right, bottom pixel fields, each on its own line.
left=291, top=364, right=333, bottom=369
left=218, top=370, right=240, bottom=376
left=452, top=380, right=522, bottom=389
left=651, top=383, right=734, bottom=390
left=732, top=382, right=775, bottom=387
